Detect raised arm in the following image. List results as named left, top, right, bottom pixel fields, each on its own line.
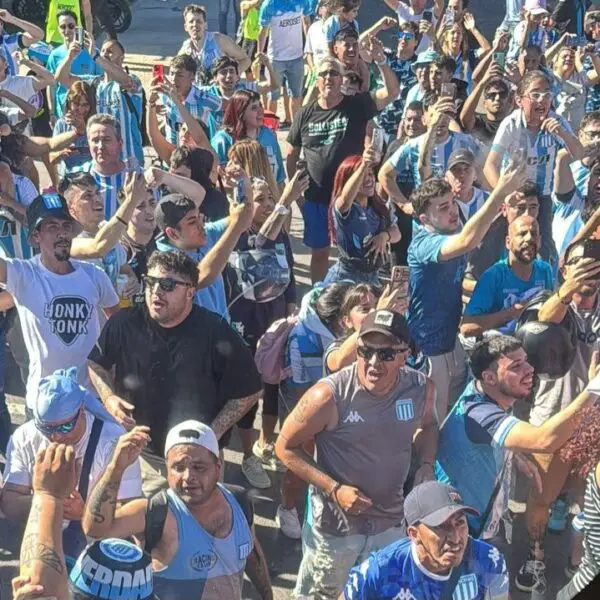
left=439, top=165, right=527, bottom=260
left=336, top=147, right=377, bottom=214
left=71, top=172, right=143, bottom=259
left=378, top=158, right=410, bottom=207
left=146, top=83, right=175, bottom=163
left=359, top=16, right=397, bottom=44
left=0, top=9, right=43, bottom=46
left=253, top=53, right=280, bottom=94
left=463, top=13, right=491, bottom=52
left=217, top=34, right=251, bottom=74
left=144, top=167, right=206, bottom=206
left=368, top=37, right=401, bottom=111
left=17, top=54, right=55, bottom=91
left=418, top=99, right=456, bottom=180
left=461, top=65, right=503, bottom=131
left=82, top=428, right=150, bottom=539
left=80, top=0, right=94, bottom=37
left=54, top=41, right=84, bottom=89
left=0, top=89, right=36, bottom=119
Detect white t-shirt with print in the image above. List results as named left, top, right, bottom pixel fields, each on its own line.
left=4, top=412, right=142, bottom=525
left=5, top=256, right=119, bottom=409
left=264, top=10, right=306, bottom=60
left=304, top=20, right=329, bottom=66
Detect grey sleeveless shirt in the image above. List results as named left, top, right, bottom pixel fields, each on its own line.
left=311, top=363, right=428, bottom=536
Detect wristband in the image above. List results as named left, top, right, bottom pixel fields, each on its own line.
left=92, top=50, right=100, bottom=61
left=328, top=481, right=342, bottom=500
left=274, top=204, right=290, bottom=216
left=557, top=290, right=571, bottom=306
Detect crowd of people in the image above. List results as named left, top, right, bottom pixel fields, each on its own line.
left=2, top=0, right=600, bottom=598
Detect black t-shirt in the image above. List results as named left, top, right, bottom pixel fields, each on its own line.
left=287, top=92, right=378, bottom=205
left=471, top=114, right=502, bottom=145
left=201, top=187, right=230, bottom=223
left=88, top=305, right=262, bottom=454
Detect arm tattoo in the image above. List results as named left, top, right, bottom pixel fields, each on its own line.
left=245, top=538, right=273, bottom=600
left=20, top=533, right=64, bottom=575
left=293, top=394, right=310, bottom=424
left=211, top=392, right=260, bottom=438
left=87, top=479, right=119, bottom=525
left=88, top=360, right=117, bottom=403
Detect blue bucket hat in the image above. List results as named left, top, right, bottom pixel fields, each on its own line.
left=411, top=49, right=440, bottom=73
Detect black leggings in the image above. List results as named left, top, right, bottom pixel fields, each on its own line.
left=238, top=383, right=279, bottom=430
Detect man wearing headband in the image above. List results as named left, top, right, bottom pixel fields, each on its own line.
left=1, top=368, right=141, bottom=564
left=276, top=309, right=436, bottom=599
left=344, top=482, right=509, bottom=600
left=17, top=442, right=156, bottom=600
left=81, top=420, right=273, bottom=600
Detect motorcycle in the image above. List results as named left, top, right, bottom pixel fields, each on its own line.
left=10, top=0, right=133, bottom=36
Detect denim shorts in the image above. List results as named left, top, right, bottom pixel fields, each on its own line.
left=269, top=57, right=305, bottom=100
left=302, top=200, right=330, bottom=250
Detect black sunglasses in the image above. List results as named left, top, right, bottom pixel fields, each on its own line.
left=357, top=345, right=410, bottom=362
left=485, top=91, right=508, bottom=100
left=318, top=69, right=341, bottom=78
left=143, top=275, right=193, bottom=292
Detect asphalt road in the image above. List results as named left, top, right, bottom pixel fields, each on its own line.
left=0, top=0, right=589, bottom=598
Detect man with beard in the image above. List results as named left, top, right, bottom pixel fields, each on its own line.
left=87, top=251, right=262, bottom=495
left=275, top=310, right=437, bottom=599
left=286, top=54, right=399, bottom=283
left=407, top=168, right=526, bottom=424
left=435, top=335, right=600, bottom=552
left=460, top=215, right=554, bottom=339
left=343, top=482, right=509, bottom=600
left=0, top=192, right=118, bottom=419
left=82, top=421, right=272, bottom=600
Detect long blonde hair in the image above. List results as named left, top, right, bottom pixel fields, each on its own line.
left=228, top=139, right=280, bottom=202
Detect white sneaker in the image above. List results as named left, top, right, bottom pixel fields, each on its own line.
left=276, top=505, right=302, bottom=539
left=253, top=440, right=287, bottom=472
left=241, top=456, right=271, bottom=489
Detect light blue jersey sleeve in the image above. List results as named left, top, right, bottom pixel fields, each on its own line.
left=410, top=231, right=450, bottom=265
left=210, top=131, right=233, bottom=165
left=464, top=266, right=502, bottom=316
left=388, top=142, right=413, bottom=173
left=344, top=557, right=380, bottom=600
left=205, top=217, right=230, bottom=248
left=259, top=0, right=275, bottom=27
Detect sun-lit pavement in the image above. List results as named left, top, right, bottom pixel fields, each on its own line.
left=0, top=1, right=583, bottom=598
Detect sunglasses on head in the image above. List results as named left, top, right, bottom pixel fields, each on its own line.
left=35, top=409, right=81, bottom=437
left=398, top=32, right=415, bottom=40
left=357, top=345, right=410, bottom=362
left=485, top=90, right=508, bottom=100
left=143, top=275, right=193, bottom=292
left=318, top=69, right=341, bottom=78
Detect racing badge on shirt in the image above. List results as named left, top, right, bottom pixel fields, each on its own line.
left=453, top=574, right=479, bottom=600
left=395, top=399, right=414, bottom=421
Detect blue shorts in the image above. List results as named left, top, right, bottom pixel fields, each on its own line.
left=269, top=57, right=305, bottom=100
left=302, top=200, right=330, bottom=249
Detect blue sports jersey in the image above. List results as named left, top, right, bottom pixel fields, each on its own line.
left=407, top=227, right=466, bottom=356
left=71, top=161, right=126, bottom=221
left=464, top=258, right=554, bottom=333
left=211, top=126, right=285, bottom=184
left=457, top=188, right=489, bottom=224
left=571, top=160, right=590, bottom=200
left=553, top=188, right=585, bottom=257
left=491, top=109, right=571, bottom=197
left=0, top=33, right=22, bottom=76
left=199, top=80, right=258, bottom=127
left=52, top=118, right=91, bottom=177
left=323, top=15, right=360, bottom=43
left=584, top=45, right=600, bottom=112
left=387, top=137, right=420, bottom=198
left=0, top=174, right=38, bottom=260
left=435, top=381, right=519, bottom=538
left=344, top=536, right=509, bottom=600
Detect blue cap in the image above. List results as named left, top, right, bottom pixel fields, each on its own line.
left=35, top=367, right=86, bottom=423
left=411, top=49, right=440, bottom=72
left=69, top=539, right=155, bottom=600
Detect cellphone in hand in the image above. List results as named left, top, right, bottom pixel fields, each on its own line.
left=153, top=64, right=164, bottom=82
left=391, top=266, right=410, bottom=297
left=422, top=9, right=433, bottom=23
left=444, top=8, right=455, bottom=26
left=492, top=52, right=506, bottom=68
left=75, top=26, right=84, bottom=46
left=440, top=82, right=456, bottom=99
left=296, top=159, right=308, bottom=178
left=234, top=178, right=248, bottom=204
left=371, top=127, right=385, bottom=155
left=583, top=239, right=600, bottom=262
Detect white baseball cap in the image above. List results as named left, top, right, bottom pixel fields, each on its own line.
left=164, top=420, right=219, bottom=459
left=524, top=0, right=549, bottom=15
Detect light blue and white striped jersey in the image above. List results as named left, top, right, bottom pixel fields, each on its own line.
left=0, top=174, right=39, bottom=260
left=0, top=33, right=23, bottom=76
left=52, top=118, right=91, bottom=177
left=71, top=161, right=126, bottom=221
left=507, top=22, right=551, bottom=62
left=571, top=160, right=590, bottom=200
left=491, top=109, right=572, bottom=197
left=552, top=188, right=585, bottom=257
left=199, top=80, right=259, bottom=128
left=457, top=187, right=490, bottom=224
left=95, top=75, right=144, bottom=165
left=162, top=84, right=222, bottom=145
left=390, top=132, right=481, bottom=187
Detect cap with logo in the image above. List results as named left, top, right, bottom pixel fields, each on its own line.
left=448, top=149, right=476, bottom=172
left=26, top=192, right=74, bottom=232
left=524, top=0, right=549, bottom=15
left=154, top=193, right=197, bottom=232
left=404, top=481, right=480, bottom=527
left=359, top=310, right=410, bottom=345
left=69, top=539, right=155, bottom=600
left=164, top=420, right=220, bottom=458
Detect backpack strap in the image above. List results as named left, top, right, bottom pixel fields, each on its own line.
left=78, top=417, right=104, bottom=501
left=440, top=563, right=463, bottom=600
left=144, top=489, right=169, bottom=554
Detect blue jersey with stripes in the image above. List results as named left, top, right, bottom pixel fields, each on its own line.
left=323, top=15, right=360, bottom=43
left=491, top=109, right=572, bottom=197
left=552, top=188, right=585, bottom=257
left=0, top=33, right=23, bottom=76
left=571, top=160, right=590, bottom=200
left=162, top=85, right=221, bottom=145
left=71, top=161, right=126, bottom=221
left=344, top=536, right=509, bottom=600
left=211, top=126, right=285, bottom=184
left=435, top=381, right=520, bottom=539
left=0, top=174, right=38, bottom=260
left=457, top=188, right=489, bottom=224
left=153, top=486, right=253, bottom=600
left=199, top=80, right=259, bottom=128
left=52, top=118, right=91, bottom=177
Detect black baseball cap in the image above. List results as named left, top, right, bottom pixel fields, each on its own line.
left=447, top=149, right=476, bottom=171
left=69, top=538, right=156, bottom=600
left=359, top=310, right=410, bottom=345
left=26, top=192, right=74, bottom=232
left=333, top=25, right=359, bottom=43
left=405, top=481, right=480, bottom=527
left=154, top=193, right=196, bottom=232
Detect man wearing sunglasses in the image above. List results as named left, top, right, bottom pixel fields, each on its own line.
left=276, top=309, right=436, bottom=599
left=460, top=72, right=512, bottom=144
left=1, top=368, right=142, bottom=565
left=88, top=250, right=262, bottom=496
left=344, top=482, right=509, bottom=600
